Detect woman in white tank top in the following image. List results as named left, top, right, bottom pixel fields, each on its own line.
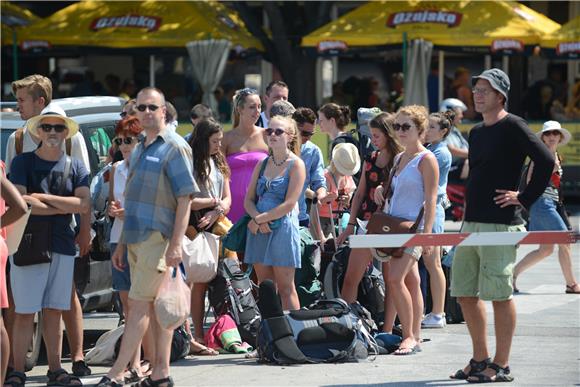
left=382, top=106, right=438, bottom=355
left=342, top=106, right=438, bottom=356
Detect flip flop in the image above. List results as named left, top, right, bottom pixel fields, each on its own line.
left=393, top=344, right=420, bottom=356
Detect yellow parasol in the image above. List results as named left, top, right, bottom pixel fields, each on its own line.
left=541, top=16, right=579, bottom=59
left=1, top=2, right=40, bottom=45
left=16, top=0, right=262, bottom=51
left=1, top=2, right=41, bottom=79
left=302, top=0, right=560, bottom=54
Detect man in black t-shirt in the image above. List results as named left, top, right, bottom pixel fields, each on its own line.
left=449, top=69, right=553, bottom=383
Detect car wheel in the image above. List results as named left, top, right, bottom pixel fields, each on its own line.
left=25, top=311, right=43, bottom=371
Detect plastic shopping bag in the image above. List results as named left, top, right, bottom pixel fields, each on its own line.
left=154, top=264, right=191, bottom=330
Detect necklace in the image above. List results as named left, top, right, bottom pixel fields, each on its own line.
left=272, top=152, right=289, bottom=167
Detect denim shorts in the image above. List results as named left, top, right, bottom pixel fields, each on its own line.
left=110, top=243, right=131, bottom=292
left=528, top=197, right=568, bottom=231
left=432, top=203, right=445, bottom=234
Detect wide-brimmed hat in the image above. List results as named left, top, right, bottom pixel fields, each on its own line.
left=26, top=104, right=79, bottom=139
left=331, top=143, right=360, bottom=176
left=537, top=121, right=571, bottom=146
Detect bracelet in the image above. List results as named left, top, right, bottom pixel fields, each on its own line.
left=252, top=218, right=260, bottom=226
left=347, top=222, right=356, bottom=227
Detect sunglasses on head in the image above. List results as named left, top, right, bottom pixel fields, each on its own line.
left=114, top=137, right=137, bottom=146
left=393, top=123, right=412, bottom=132
left=136, top=104, right=160, bottom=112
left=39, top=123, right=67, bottom=133
left=265, top=128, right=287, bottom=136
left=238, top=87, right=258, bottom=96
left=300, top=130, right=314, bottom=138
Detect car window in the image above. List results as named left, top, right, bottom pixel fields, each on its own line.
left=80, top=122, right=117, bottom=175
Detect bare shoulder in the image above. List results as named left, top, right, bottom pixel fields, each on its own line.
left=222, top=128, right=235, bottom=150
left=420, top=151, right=438, bottom=167
left=290, top=155, right=305, bottom=171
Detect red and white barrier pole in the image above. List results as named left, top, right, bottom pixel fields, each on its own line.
left=349, top=231, right=579, bottom=249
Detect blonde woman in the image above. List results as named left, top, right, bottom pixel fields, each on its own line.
left=222, top=88, right=269, bottom=223
left=243, top=116, right=306, bottom=310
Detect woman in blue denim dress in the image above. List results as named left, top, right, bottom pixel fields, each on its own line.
left=513, top=121, right=579, bottom=294
left=244, top=116, right=306, bottom=310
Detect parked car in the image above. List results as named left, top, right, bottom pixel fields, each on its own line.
left=1, top=96, right=124, bottom=369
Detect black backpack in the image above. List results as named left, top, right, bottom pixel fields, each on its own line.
left=207, top=259, right=261, bottom=346
left=323, top=245, right=385, bottom=329
left=441, top=248, right=464, bottom=324
left=257, top=286, right=377, bottom=365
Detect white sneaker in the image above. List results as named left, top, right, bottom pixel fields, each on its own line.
left=422, top=312, right=446, bottom=328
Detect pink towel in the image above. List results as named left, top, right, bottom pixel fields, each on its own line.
left=204, top=314, right=253, bottom=354
left=226, top=151, right=268, bottom=223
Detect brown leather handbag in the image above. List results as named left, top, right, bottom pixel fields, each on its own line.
left=366, top=156, right=424, bottom=258
left=366, top=210, right=424, bottom=258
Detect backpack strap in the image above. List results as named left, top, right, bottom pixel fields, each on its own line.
left=381, top=154, right=403, bottom=202
left=58, top=156, right=72, bottom=195
left=258, top=156, right=269, bottom=178
left=15, top=128, right=24, bottom=155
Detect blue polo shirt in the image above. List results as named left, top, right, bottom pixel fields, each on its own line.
left=121, top=130, right=195, bottom=244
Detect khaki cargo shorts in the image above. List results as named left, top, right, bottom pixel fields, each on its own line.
left=127, top=231, right=169, bottom=302
left=450, top=222, right=525, bottom=301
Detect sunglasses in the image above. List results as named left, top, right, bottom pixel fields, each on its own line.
left=265, top=128, right=287, bottom=136
left=543, top=130, right=561, bottom=137
left=114, top=137, right=137, bottom=146
left=238, top=87, right=258, bottom=96
left=136, top=104, right=160, bottom=112
left=120, top=111, right=128, bottom=118
left=393, top=123, right=413, bottom=132
left=39, top=123, right=67, bottom=133
left=300, top=130, right=315, bottom=138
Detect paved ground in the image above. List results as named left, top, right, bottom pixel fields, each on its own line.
left=23, top=219, right=580, bottom=387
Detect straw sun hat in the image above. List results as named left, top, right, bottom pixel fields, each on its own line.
left=331, top=143, right=360, bottom=176
left=26, top=104, right=79, bottom=139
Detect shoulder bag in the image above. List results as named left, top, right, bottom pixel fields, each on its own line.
left=366, top=155, right=424, bottom=258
